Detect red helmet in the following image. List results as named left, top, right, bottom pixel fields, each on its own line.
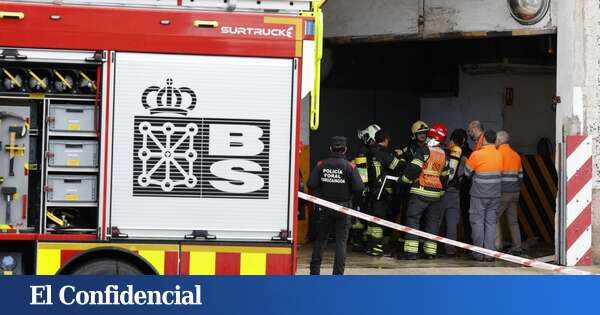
left=427, top=123, right=448, bottom=144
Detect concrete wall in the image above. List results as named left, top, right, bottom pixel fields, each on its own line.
left=580, top=0, right=600, bottom=263
left=553, top=0, right=600, bottom=264
left=324, top=0, right=557, bottom=39
left=421, top=70, right=556, bottom=154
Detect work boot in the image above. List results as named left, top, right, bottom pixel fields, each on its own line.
left=507, top=248, right=523, bottom=256
left=397, top=252, right=417, bottom=260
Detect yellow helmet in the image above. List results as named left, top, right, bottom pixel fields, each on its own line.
left=411, top=121, right=429, bottom=138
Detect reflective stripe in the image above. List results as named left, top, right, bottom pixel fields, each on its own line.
left=474, top=172, right=503, bottom=178
left=410, top=187, right=443, bottom=198
left=357, top=168, right=369, bottom=183
left=401, top=175, right=412, bottom=184
left=371, top=226, right=383, bottom=238
left=389, top=157, right=400, bottom=170
left=411, top=159, right=424, bottom=167
left=373, top=161, right=381, bottom=179
left=473, top=178, right=502, bottom=184
left=354, top=156, right=367, bottom=164
left=404, top=240, right=419, bottom=253
left=424, top=241, right=437, bottom=255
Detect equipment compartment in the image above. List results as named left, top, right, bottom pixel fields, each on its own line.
left=47, top=140, right=98, bottom=168
left=46, top=175, right=97, bottom=203
left=48, top=103, right=96, bottom=132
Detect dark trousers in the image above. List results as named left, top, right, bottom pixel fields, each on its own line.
left=310, top=203, right=351, bottom=275
left=403, top=195, right=442, bottom=255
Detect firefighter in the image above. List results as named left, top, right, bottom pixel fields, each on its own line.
left=350, top=124, right=381, bottom=252
left=495, top=130, right=523, bottom=255
left=464, top=130, right=503, bottom=262
left=467, top=120, right=485, bottom=151
left=394, top=121, right=430, bottom=252
left=365, top=130, right=401, bottom=256
left=397, top=123, right=450, bottom=260
left=308, top=136, right=364, bottom=275
left=397, top=120, right=430, bottom=170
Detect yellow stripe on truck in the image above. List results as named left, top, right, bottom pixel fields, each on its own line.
left=138, top=250, right=165, bottom=275
left=189, top=251, right=216, bottom=275
left=37, top=248, right=61, bottom=275
left=240, top=252, right=266, bottom=275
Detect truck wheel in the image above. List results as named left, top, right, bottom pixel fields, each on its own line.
left=69, top=259, right=144, bottom=275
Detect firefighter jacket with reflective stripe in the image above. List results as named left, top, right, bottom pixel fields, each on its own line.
left=464, top=144, right=503, bottom=198
left=446, top=144, right=464, bottom=192
left=401, top=146, right=450, bottom=201
left=308, top=153, right=365, bottom=202
left=398, top=141, right=426, bottom=173
left=367, top=144, right=401, bottom=196
left=498, top=143, right=523, bottom=193
left=353, top=144, right=372, bottom=184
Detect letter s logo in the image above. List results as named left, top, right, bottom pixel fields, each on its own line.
left=209, top=160, right=264, bottom=193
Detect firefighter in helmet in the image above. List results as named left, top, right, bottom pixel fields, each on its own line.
left=396, top=120, right=430, bottom=170
left=365, top=129, right=401, bottom=256
left=349, top=124, right=381, bottom=252
left=392, top=121, right=430, bottom=254
left=398, top=123, right=450, bottom=260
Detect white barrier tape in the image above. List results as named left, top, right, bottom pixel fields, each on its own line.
left=299, top=192, right=593, bottom=275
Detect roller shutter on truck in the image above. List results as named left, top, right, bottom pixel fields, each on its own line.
left=108, top=52, right=297, bottom=240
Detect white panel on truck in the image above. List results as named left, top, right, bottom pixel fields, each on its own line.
left=110, top=52, right=296, bottom=240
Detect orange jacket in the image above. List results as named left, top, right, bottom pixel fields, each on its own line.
left=498, top=144, right=523, bottom=193
left=465, top=144, right=503, bottom=198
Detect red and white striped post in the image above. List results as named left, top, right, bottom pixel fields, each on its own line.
left=565, top=135, right=593, bottom=266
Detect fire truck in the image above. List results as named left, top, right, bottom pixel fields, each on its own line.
left=0, top=0, right=323, bottom=275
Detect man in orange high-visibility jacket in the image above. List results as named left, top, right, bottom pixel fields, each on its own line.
left=464, top=130, right=503, bottom=262
left=467, top=120, right=485, bottom=151
left=495, top=130, right=523, bottom=255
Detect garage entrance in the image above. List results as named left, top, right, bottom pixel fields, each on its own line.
left=302, top=34, right=558, bottom=268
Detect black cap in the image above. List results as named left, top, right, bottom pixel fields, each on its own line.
left=330, top=136, right=347, bottom=149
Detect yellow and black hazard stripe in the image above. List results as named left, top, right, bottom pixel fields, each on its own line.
left=516, top=155, right=557, bottom=243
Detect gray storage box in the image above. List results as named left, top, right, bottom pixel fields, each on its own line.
left=48, top=140, right=98, bottom=168
left=48, top=104, right=96, bottom=132
left=47, top=175, right=97, bottom=202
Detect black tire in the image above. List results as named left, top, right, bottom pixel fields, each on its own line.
left=69, top=259, right=144, bottom=275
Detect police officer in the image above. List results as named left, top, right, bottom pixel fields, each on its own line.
left=349, top=124, right=381, bottom=252
left=308, top=136, right=364, bottom=275
left=398, top=123, right=450, bottom=260
left=366, top=130, right=401, bottom=256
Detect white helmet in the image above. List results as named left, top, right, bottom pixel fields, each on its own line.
left=357, top=124, right=381, bottom=145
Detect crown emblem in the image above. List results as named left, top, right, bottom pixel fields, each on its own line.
left=141, top=78, right=197, bottom=115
